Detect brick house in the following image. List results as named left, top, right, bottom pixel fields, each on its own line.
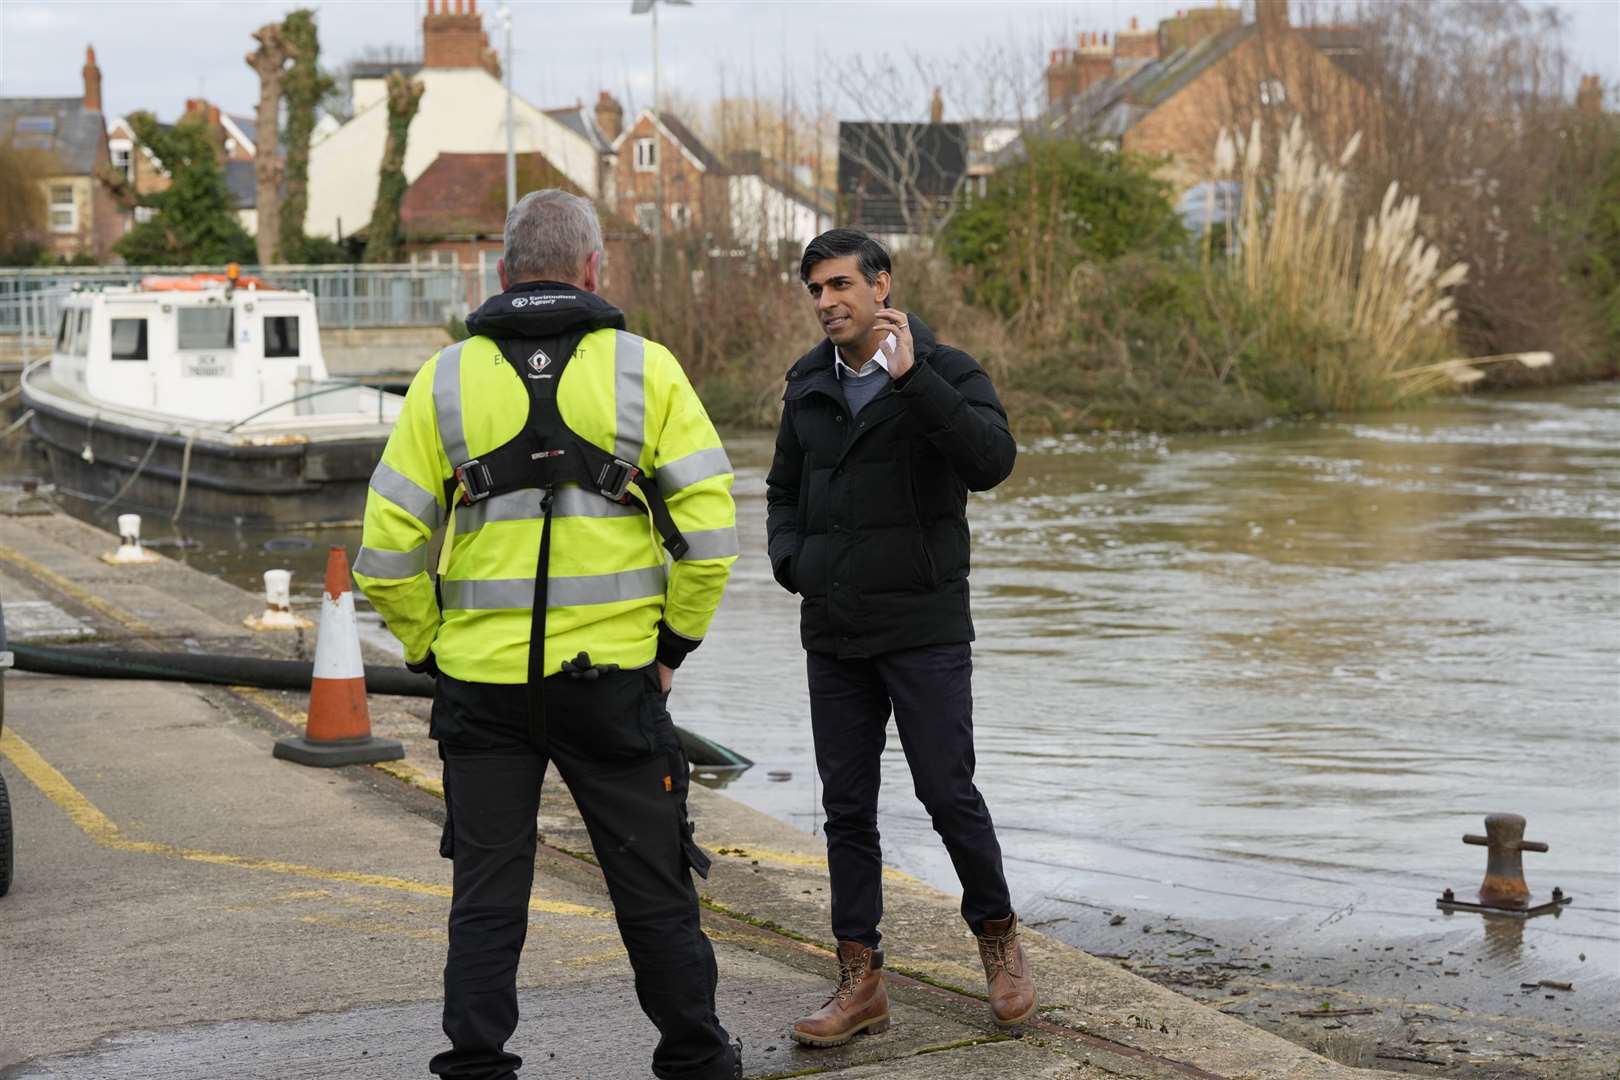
left=106, top=100, right=260, bottom=233
left=0, top=46, right=123, bottom=260
left=609, top=109, right=728, bottom=237
left=1018, top=0, right=1371, bottom=192
left=398, top=151, right=642, bottom=307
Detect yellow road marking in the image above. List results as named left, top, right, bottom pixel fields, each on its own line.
left=0, top=542, right=156, bottom=636
left=0, top=726, right=611, bottom=921
left=374, top=757, right=446, bottom=798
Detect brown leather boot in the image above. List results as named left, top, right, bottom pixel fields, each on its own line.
left=977, top=913, right=1037, bottom=1026
left=790, top=940, right=891, bottom=1047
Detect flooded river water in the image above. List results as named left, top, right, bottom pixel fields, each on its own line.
left=7, top=381, right=1617, bottom=1064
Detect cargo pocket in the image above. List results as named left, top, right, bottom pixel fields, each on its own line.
left=670, top=745, right=713, bottom=880
left=438, top=758, right=455, bottom=860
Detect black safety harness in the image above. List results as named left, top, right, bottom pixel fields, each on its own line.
left=445, top=329, right=689, bottom=730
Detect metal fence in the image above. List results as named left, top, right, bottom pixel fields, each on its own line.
left=0, top=264, right=504, bottom=344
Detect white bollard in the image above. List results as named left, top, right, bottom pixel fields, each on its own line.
left=100, top=513, right=161, bottom=565
left=245, top=568, right=314, bottom=631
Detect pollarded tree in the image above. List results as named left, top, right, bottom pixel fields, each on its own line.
left=364, top=70, right=424, bottom=264
left=279, top=8, right=335, bottom=262
left=246, top=20, right=294, bottom=265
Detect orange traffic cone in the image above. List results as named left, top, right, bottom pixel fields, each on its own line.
left=273, top=546, right=404, bottom=767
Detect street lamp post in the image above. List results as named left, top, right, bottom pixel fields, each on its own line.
left=501, top=1, right=515, bottom=213
left=631, top=0, right=691, bottom=281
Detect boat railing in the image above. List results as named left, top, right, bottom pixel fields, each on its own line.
left=222, top=379, right=398, bottom=433
left=0, top=263, right=503, bottom=337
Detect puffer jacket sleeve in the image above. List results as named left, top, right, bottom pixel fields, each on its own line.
left=644, top=343, right=737, bottom=669
left=764, top=397, right=803, bottom=593
left=895, top=346, right=1017, bottom=492
left=352, top=355, right=450, bottom=664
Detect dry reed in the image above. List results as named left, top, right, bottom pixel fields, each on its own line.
left=1213, top=116, right=1552, bottom=409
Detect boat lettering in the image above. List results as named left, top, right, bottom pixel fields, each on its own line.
left=184, top=354, right=230, bottom=377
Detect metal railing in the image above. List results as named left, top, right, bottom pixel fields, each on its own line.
left=0, top=263, right=504, bottom=340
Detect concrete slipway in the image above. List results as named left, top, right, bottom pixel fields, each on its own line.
left=0, top=508, right=1414, bottom=1079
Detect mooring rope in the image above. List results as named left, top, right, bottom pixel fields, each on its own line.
left=170, top=429, right=198, bottom=523
left=97, top=426, right=168, bottom=510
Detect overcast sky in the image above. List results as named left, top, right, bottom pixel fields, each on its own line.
left=1, top=0, right=1615, bottom=126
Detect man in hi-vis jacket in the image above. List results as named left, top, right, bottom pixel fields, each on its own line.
left=355, top=189, right=742, bottom=1080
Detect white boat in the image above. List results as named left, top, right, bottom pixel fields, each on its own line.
left=19, top=272, right=406, bottom=526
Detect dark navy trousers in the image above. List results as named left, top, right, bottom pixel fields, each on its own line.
left=807, top=642, right=1012, bottom=948
left=429, top=667, right=734, bottom=1080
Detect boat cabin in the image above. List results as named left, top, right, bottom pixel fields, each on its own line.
left=50, top=282, right=333, bottom=426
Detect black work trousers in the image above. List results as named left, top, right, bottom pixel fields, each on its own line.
left=807, top=642, right=1012, bottom=949
left=427, top=666, right=735, bottom=1080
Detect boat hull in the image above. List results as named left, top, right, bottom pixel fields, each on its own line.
left=23, top=388, right=386, bottom=527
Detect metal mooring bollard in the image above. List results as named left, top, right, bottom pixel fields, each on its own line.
left=100, top=513, right=161, bottom=565
left=244, top=569, right=314, bottom=631
left=1436, top=813, right=1572, bottom=918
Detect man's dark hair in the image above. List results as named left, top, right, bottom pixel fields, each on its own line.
left=800, top=228, right=891, bottom=284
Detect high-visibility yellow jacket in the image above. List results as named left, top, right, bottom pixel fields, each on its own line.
left=353, top=293, right=736, bottom=683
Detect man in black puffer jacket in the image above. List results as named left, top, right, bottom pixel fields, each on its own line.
left=766, top=229, right=1036, bottom=1047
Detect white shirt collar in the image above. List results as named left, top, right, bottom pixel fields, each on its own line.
left=835, top=333, right=896, bottom=380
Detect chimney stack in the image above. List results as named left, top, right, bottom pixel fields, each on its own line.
left=1256, top=0, right=1289, bottom=37
left=1576, top=73, right=1603, bottom=116
left=595, top=90, right=624, bottom=142
left=424, top=0, right=501, bottom=76
left=929, top=86, right=944, bottom=124
left=82, top=45, right=102, bottom=113
left=1116, top=16, right=1160, bottom=62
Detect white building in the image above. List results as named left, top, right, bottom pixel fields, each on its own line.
left=305, top=0, right=605, bottom=243
left=727, top=152, right=834, bottom=254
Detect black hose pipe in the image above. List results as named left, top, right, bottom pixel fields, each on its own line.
left=10, top=643, right=752, bottom=770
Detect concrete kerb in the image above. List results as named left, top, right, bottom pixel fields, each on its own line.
left=0, top=512, right=1403, bottom=1080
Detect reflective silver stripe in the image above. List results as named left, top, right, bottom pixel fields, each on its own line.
left=454, top=485, right=641, bottom=533
left=657, top=446, right=733, bottom=495
left=612, top=331, right=645, bottom=465
left=442, top=566, right=667, bottom=610
left=353, top=544, right=429, bottom=579
left=434, top=340, right=469, bottom=466
left=676, top=526, right=739, bottom=561
left=369, top=461, right=442, bottom=529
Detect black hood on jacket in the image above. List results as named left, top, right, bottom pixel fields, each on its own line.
left=465, top=279, right=626, bottom=340
left=783, top=312, right=939, bottom=383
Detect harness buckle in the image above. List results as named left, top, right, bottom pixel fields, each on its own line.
left=454, top=458, right=494, bottom=505
left=596, top=458, right=640, bottom=503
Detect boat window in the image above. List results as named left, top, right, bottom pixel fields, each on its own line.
left=56, top=310, right=71, bottom=351
left=264, top=315, right=300, bottom=358
left=73, top=308, right=91, bottom=357
left=176, top=307, right=234, bottom=350
left=110, top=318, right=149, bottom=361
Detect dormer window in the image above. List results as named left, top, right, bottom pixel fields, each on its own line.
left=1259, top=78, right=1287, bottom=107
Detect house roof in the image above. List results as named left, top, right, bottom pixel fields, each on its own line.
left=544, top=103, right=612, bottom=154
left=730, top=153, right=835, bottom=215
left=399, top=151, right=635, bottom=238
left=613, top=108, right=725, bottom=174
left=225, top=112, right=258, bottom=155
left=0, top=96, right=105, bottom=174
left=837, top=121, right=968, bottom=233
left=224, top=158, right=257, bottom=209
left=1047, top=25, right=1256, bottom=147
left=350, top=60, right=424, bottom=82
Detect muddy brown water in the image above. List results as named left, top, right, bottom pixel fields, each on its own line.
left=5, top=382, right=1616, bottom=1064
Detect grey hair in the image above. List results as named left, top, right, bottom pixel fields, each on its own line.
left=502, top=189, right=603, bottom=282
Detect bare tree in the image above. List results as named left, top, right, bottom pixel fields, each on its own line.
left=246, top=22, right=295, bottom=265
